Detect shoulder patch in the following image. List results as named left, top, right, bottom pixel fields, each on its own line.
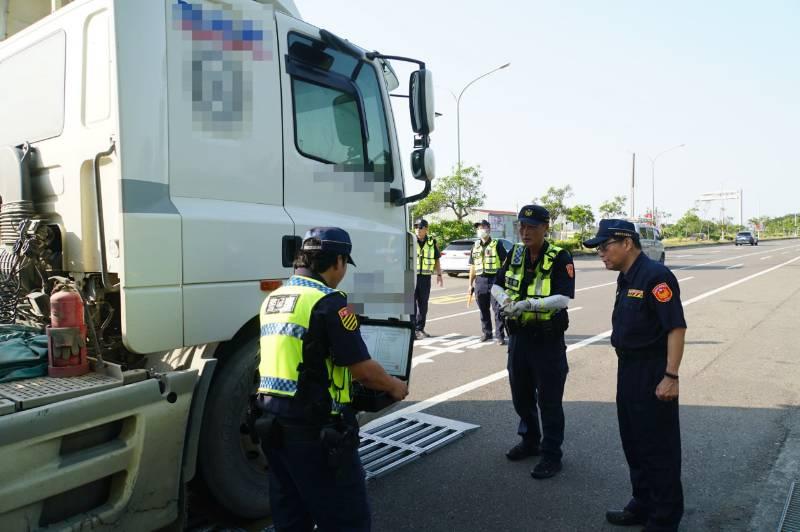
left=337, top=307, right=358, bottom=331
left=566, top=264, right=575, bottom=279
left=264, top=294, right=299, bottom=314
left=652, top=282, right=673, bottom=303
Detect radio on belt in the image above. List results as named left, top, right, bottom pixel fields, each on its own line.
left=351, top=318, right=414, bottom=412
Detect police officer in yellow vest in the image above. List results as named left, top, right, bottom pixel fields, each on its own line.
left=256, top=227, right=409, bottom=531
left=413, top=218, right=443, bottom=340
left=492, top=205, right=576, bottom=479
left=468, top=219, right=508, bottom=344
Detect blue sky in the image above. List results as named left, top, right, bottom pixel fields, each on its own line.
left=296, top=1, right=799, bottom=224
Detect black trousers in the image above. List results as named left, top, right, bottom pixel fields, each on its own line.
left=507, top=329, right=568, bottom=460
left=414, top=274, right=432, bottom=331
left=474, top=275, right=504, bottom=339
left=263, top=434, right=371, bottom=531
left=617, top=355, right=684, bottom=532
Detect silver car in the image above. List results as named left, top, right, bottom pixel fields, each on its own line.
left=632, top=222, right=666, bottom=263
left=735, top=231, right=758, bottom=246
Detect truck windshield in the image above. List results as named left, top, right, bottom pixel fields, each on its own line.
left=288, top=33, right=393, bottom=180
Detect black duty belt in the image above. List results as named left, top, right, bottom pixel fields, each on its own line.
left=615, top=347, right=667, bottom=360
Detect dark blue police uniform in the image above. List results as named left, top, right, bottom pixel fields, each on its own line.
left=495, top=240, right=575, bottom=463
left=414, top=235, right=440, bottom=333
left=257, top=266, right=372, bottom=531
left=611, top=249, right=686, bottom=531
left=469, top=238, right=508, bottom=342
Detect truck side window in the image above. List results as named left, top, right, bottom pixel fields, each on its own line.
left=287, top=32, right=393, bottom=179
left=293, top=79, right=365, bottom=165
left=639, top=226, right=649, bottom=240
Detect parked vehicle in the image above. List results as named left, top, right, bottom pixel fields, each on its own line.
left=631, top=222, right=666, bottom=263
left=440, top=238, right=513, bottom=276
left=735, top=231, right=759, bottom=246
left=0, top=0, right=434, bottom=529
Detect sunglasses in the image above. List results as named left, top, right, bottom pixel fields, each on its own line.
left=597, top=239, right=625, bottom=252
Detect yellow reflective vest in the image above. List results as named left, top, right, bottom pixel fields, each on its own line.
left=503, top=242, right=563, bottom=325
left=416, top=237, right=437, bottom=275
left=472, top=239, right=501, bottom=275
left=258, top=275, right=353, bottom=412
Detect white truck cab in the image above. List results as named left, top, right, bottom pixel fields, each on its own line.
left=0, top=0, right=435, bottom=528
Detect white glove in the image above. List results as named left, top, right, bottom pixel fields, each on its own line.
left=501, top=299, right=535, bottom=319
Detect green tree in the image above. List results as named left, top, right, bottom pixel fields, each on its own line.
left=671, top=208, right=703, bottom=238
left=598, top=195, right=627, bottom=219
left=428, top=220, right=475, bottom=248
left=566, top=204, right=596, bottom=241
left=410, top=189, right=446, bottom=221
left=412, top=165, right=485, bottom=223
left=535, top=185, right=573, bottom=226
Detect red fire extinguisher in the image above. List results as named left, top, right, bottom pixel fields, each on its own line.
left=47, top=284, right=89, bottom=377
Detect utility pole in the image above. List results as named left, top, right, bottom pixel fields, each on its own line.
left=630, top=152, right=636, bottom=218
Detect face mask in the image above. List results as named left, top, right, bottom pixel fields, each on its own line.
left=477, top=228, right=490, bottom=239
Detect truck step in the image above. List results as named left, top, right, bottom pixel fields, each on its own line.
left=0, top=372, right=122, bottom=413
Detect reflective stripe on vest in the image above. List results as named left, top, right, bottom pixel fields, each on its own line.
left=472, top=239, right=501, bottom=275
left=417, top=238, right=436, bottom=275
left=504, top=242, right=563, bottom=324
left=258, top=275, right=353, bottom=412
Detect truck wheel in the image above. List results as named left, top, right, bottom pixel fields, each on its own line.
left=447, top=272, right=458, bottom=278
left=198, top=335, right=270, bottom=519
left=659, top=253, right=665, bottom=264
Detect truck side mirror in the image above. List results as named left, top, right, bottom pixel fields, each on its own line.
left=410, top=147, right=435, bottom=181
left=409, top=69, right=435, bottom=135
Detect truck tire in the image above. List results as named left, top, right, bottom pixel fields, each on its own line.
left=659, top=253, right=665, bottom=264
left=198, top=335, right=270, bottom=519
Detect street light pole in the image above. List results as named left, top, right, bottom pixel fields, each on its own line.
left=455, top=62, right=510, bottom=177
left=649, top=143, right=685, bottom=226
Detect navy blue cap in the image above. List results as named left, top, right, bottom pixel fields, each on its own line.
left=517, top=205, right=550, bottom=226
left=583, top=219, right=640, bottom=248
left=301, top=227, right=356, bottom=266
left=473, top=219, right=490, bottom=228
left=414, top=218, right=429, bottom=228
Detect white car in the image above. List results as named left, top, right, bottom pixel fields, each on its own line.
left=440, top=238, right=514, bottom=277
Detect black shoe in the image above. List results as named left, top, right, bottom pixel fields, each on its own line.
left=605, top=509, right=647, bottom=526
left=530, top=458, right=562, bottom=479
left=480, top=333, right=493, bottom=342
left=505, top=440, right=540, bottom=461
left=415, top=330, right=426, bottom=340
left=497, top=337, right=507, bottom=346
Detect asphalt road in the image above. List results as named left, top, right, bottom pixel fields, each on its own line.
left=222, top=239, right=800, bottom=532
left=364, top=239, right=800, bottom=531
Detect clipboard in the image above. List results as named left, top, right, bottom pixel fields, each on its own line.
left=351, top=318, right=414, bottom=412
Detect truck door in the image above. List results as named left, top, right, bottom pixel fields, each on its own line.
left=165, top=0, right=294, bottom=345
left=275, top=13, right=411, bottom=318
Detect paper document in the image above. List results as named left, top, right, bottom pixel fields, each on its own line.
left=359, top=324, right=412, bottom=378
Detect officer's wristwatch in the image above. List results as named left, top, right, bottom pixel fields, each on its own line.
left=664, top=371, right=679, bottom=380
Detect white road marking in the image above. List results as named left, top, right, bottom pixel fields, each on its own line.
left=725, top=263, right=743, bottom=270
left=576, top=281, right=617, bottom=292
left=568, top=306, right=583, bottom=313
left=760, top=256, right=772, bottom=260
left=677, top=276, right=694, bottom=282
left=427, top=309, right=480, bottom=322
left=388, top=254, right=800, bottom=419
left=682, top=255, right=800, bottom=306
left=674, top=244, right=800, bottom=271
left=672, top=254, right=693, bottom=258
left=411, top=335, right=491, bottom=367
